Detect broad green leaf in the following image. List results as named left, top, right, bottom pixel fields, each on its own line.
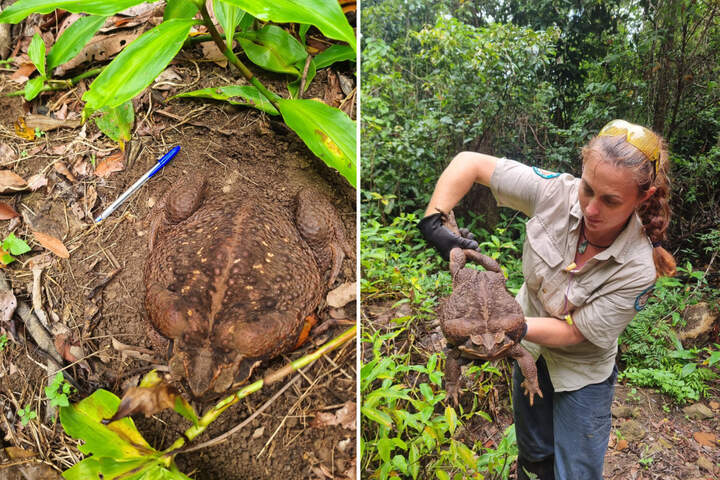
left=95, top=100, right=134, bottom=144
left=220, top=0, right=356, bottom=50
left=170, top=85, right=278, bottom=115
left=25, top=77, right=44, bottom=102
left=436, top=470, right=450, bottom=480
left=47, top=15, right=106, bottom=70
left=28, top=34, right=46, bottom=78
left=82, top=19, right=196, bottom=118
left=298, top=24, right=310, bottom=45
left=361, top=406, right=392, bottom=429
left=452, top=439, right=477, bottom=467
left=680, top=362, right=697, bottom=377
left=277, top=98, right=356, bottom=187
left=408, top=444, right=420, bottom=480
left=0, top=0, right=144, bottom=24
left=173, top=396, right=199, bottom=426
left=392, top=454, right=409, bottom=474
left=288, top=57, right=316, bottom=97
left=3, top=233, right=31, bottom=255
left=237, top=25, right=307, bottom=76
left=314, top=44, right=355, bottom=69
left=59, top=389, right=156, bottom=459
left=213, top=0, right=246, bottom=48
left=445, top=406, right=458, bottom=435
left=164, top=0, right=199, bottom=20
left=0, top=253, right=14, bottom=265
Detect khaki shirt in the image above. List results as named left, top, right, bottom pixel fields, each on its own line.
left=490, top=158, right=656, bottom=391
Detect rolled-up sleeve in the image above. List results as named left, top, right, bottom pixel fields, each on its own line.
left=490, top=158, right=555, bottom=217
left=572, top=271, right=656, bottom=350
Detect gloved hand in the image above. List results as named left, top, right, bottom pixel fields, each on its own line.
left=418, top=212, right=479, bottom=260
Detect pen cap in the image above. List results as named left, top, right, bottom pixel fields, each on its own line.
left=148, top=145, right=181, bottom=178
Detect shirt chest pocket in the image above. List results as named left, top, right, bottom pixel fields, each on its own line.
left=523, top=216, right=568, bottom=318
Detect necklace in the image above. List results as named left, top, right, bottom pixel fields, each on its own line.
left=577, top=221, right=612, bottom=254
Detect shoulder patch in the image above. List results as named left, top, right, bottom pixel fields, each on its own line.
left=532, top=166, right=560, bottom=179
left=634, top=284, right=655, bottom=311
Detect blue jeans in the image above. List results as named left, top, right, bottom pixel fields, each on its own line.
left=512, top=356, right=617, bottom=480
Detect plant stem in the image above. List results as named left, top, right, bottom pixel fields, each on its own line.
left=198, top=2, right=282, bottom=110
left=162, top=325, right=356, bottom=456
left=5, top=66, right=104, bottom=97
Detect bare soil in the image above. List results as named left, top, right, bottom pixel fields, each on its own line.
left=0, top=46, right=356, bottom=480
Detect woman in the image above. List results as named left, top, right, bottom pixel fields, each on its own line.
left=419, top=120, right=676, bottom=479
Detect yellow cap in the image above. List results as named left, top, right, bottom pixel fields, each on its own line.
left=598, top=119, right=660, bottom=174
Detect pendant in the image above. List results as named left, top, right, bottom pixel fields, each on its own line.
left=578, top=240, right=588, bottom=254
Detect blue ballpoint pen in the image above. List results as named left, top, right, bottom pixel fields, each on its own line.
left=94, top=145, right=180, bottom=223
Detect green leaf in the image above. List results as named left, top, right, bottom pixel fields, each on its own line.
left=0, top=0, right=145, bottom=24
left=47, top=15, right=106, bottom=71
left=436, top=470, right=450, bottom=480
left=82, top=19, right=196, bottom=118
left=28, top=34, right=46, bottom=78
left=213, top=0, right=246, bottom=48
left=170, top=85, right=278, bottom=115
left=236, top=25, right=307, bottom=76
left=164, top=0, right=199, bottom=20
left=314, top=44, right=355, bottom=69
left=3, top=233, right=31, bottom=255
left=392, top=454, right=409, bottom=474
left=408, top=444, right=420, bottom=480
left=445, top=406, right=458, bottom=435
left=680, top=362, right=697, bottom=377
left=361, top=406, right=393, bottom=429
left=173, top=396, right=199, bottom=426
left=95, top=100, right=134, bottom=144
left=220, top=0, right=356, bottom=50
left=59, top=389, right=156, bottom=459
left=277, top=98, right=356, bottom=187
left=0, top=253, right=14, bottom=265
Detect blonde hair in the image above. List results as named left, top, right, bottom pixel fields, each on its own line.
left=582, top=129, right=676, bottom=277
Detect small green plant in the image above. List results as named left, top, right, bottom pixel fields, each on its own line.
left=17, top=404, right=37, bottom=426
left=0, top=233, right=32, bottom=266
left=1, top=0, right=356, bottom=187
left=45, top=372, right=74, bottom=408
left=0, top=334, right=8, bottom=351
left=34, top=127, right=45, bottom=137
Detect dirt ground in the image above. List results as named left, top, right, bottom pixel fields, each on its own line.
left=0, top=35, right=356, bottom=480
left=362, top=300, right=720, bottom=480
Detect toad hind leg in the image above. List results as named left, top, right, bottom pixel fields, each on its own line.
left=295, top=189, right=353, bottom=286
left=148, top=177, right=206, bottom=249
left=510, top=343, right=543, bottom=406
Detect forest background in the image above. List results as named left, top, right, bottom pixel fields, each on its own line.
left=361, top=0, right=720, bottom=478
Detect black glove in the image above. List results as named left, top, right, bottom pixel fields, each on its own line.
left=418, top=212, right=479, bottom=260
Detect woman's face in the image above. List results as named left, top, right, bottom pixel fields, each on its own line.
left=578, top=156, right=653, bottom=238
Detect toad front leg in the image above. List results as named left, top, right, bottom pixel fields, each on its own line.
left=509, top=343, right=543, bottom=406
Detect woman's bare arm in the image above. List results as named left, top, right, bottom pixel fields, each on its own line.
left=525, top=316, right=586, bottom=347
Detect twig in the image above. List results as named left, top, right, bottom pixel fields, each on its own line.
left=298, top=55, right=313, bottom=99
left=177, top=373, right=303, bottom=454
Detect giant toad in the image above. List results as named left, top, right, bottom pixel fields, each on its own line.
left=143, top=177, right=352, bottom=397
left=438, top=212, right=542, bottom=406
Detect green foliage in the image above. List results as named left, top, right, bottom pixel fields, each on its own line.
left=361, top=328, right=518, bottom=479
left=1, top=232, right=32, bottom=265
left=18, top=404, right=37, bottom=426
left=619, top=265, right=720, bottom=403
left=5, top=0, right=357, bottom=188
left=0, top=334, right=8, bottom=351
left=171, top=86, right=279, bottom=114
left=46, top=372, right=74, bottom=409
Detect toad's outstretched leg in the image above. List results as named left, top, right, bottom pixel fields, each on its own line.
left=510, top=343, right=543, bottom=406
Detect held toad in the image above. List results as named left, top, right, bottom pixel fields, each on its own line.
left=143, top=177, right=352, bottom=397
left=438, top=213, right=542, bottom=406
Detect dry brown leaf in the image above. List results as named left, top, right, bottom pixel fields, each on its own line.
left=14, top=116, right=35, bottom=140
left=94, top=151, right=125, bottom=178
left=49, top=144, right=69, bottom=155
left=200, top=41, right=228, bottom=68
left=0, top=170, right=28, bottom=193
left=32, top=230, right=70, bottom=258
left=72, top=158, right=89, bottom=177
left=54, top=161, right=77, bottom=182
left=0, top=287, right=17, bottom=323
left=0, top=143, right=16, bottom=163
left=326, top=282, right=357, bottom=308
left=55, top=29, right=144, bottom=76
left=312, top=401, right=356, bottom=430
left=24, top=114, right=81, bottom=132
left=693, top=431, right=718, bottom=448
left=709, top=400, right=719, bottom=410
left=0, top=202, right=19, bottom=220
left=10, top=63, right=35, bottom=83
left=54, top=333, right=80, bottom=363
left=105, top=382, right=179, bottom=423
left=615, top=438, right=628, bottom=451
left=27, top=173, right=48, bottom=191
left=84, top=185, right=98, bottom=215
